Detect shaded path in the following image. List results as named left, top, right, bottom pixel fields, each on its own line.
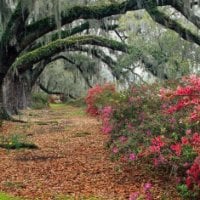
left=0, top=105, right=180, bottom=199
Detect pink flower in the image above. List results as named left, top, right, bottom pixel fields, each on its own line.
left=175, top=177, right=181, bottom=184
left=153, top=158, right=159, bottom=166
left=146, top=191, right=153, bottom=200
left=129, top=192, right=139, bottom=200
left=144, top=182, right=152, bottom=191
left=112, top=147, right=119, bottom=154
left=146, top=130, right=151, bottom=136
left=119, top=136, right=127, bottom=143
left=183, top=162, right=190, bottom=168
left=186, top=129, right=192, bottom=135
left=129, top=153, right=136, bottom=161
left=169, top=117, right=176, bottom=124
left=101, top=106, right=112, bottom=119
left=102, top=123, right=113, bottom=134
left=127, top=123, right=134, bottom=131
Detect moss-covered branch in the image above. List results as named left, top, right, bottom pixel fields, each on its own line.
left=167, top=0, right=200, bottom=29
left=69, top=46, right=119, bottom=79
left=1, top=0, right=29, bottom=47
left=13, top=35, right=129, bottom=73
left=146, top=6, right=200, bottom=46
left=14, top=33, right=166, bottom=81
left=26, top=21, right=118, bottom=52
left=18, top=0, right=169, bottom=51
left=39, top=82, right=76, bottom=99
left=18, top=0, right=200, bottom=52
left=51, top=55, right=92, bottom=88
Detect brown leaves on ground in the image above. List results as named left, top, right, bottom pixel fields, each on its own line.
left=0, top=105, right=181, bottom=200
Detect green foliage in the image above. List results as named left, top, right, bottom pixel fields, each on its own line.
left=0, top=192, right=23, bottom=200
left=0, top=134, right=37, bottom=150
left=31, top=92, right=49, bottom=109
left=55, top=195, right=103, bottom=200
left=67, top=98, right=86, bottom=107
left=118, top=9, right=199, bottom=79
left=177, top=184, right=198, bottom=200
left=12, top=35, right=128, bottom=72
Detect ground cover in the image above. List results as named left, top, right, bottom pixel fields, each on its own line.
left=0, top=104, right=181, bottom=199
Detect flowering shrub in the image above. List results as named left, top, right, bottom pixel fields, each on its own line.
left=160, top=75, right=200, bottom=122
left=101, top=106, right=113, bottom=134
left=86, top=75, right=200, bottom=198
left=85, top=84, right=116, bottom=116
left=186, top=156, right=200, bottom=189
left=129, top=182, right=153, bottom=200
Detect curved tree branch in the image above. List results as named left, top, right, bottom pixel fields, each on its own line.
left=68, top=46, right=120, bottom=79
left=14, top=34, right=170, bottom=80
left=26, top=21, right=119, bottom=52
left=146, top=6, right=200, bottom=45
left=18, top=0, right=169, bottom=50
left=50, top=55, right=92, bottom=88
left=13, top=35, right=129, bottom=72
left=39, top=83, right=63, bottom=96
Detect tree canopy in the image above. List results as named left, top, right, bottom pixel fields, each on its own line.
left=0, top=0, right=199, bottom=119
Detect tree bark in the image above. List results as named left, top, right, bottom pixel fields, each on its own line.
left=1, top=72, right=32, bottom=116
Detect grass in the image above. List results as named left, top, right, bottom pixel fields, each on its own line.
left=55, top=195, right=103, bottom=200
left=3, top=181, right=24, bottom=189
left=66, top=98, right=86, bottom=107
left=49, top=103, right=67, bottom=109
left=50, top=103, right=86, bottom=117
left=73, top=132, right=91, bottom=137
left=0, top=143, right=38, bottom=150
left=0, top=134, right=38, bottom=150
left=0, top=192, right=104, bottom=200
left=0, top=193, right=103, bottom=200
left=0, top=192, right=23, bottom=200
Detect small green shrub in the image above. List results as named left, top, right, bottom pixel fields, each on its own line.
left=31, top=92, right=49, bottom=109
left=177, top=184, right=198, bottom=200
left=67, top=97, right=86, bottom=107
left=0, top=134, right=38, bottom=149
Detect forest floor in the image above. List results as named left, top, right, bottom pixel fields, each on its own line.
left=0, top=104, right=181, bottom=200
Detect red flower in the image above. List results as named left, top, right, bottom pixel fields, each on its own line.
left=181, top=137, right=189, bottom=145
left=151, top=136, right=165, bottom=147
left=191, top=132, right=200, bottom=146
left=170, top=143, right=182, bottom=156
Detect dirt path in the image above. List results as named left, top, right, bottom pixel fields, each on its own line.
left=0, top=104, right=180, bottom=200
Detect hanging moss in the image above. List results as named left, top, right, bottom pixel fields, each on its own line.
left=13, top=35, right=130, bottom=72
left=19, top=0, right=138, bottom=49
left=1, top=0, right=29, bottom=47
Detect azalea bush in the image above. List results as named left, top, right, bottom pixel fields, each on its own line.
left=85, top=75, right=200, bottom=198
left=129, top=182, right=153, bottom=200
left=85, top=83, right=121, bottom=116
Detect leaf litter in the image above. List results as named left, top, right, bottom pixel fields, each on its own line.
left=0, top=105, right=181, bottom=199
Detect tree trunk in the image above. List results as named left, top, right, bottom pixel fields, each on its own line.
left=0, top=75, right=11, bottom=120
left=2, top=72, right=32, bottom=116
